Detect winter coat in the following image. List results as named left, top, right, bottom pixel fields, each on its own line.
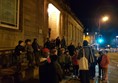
left=32, top=42, right=40, bottom=53
left=68, top=45, right=75, bottom=56
left=100, top=55, right=110, bottom=68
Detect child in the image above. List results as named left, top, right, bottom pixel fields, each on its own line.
left=100, top=51, right=110, bottom=82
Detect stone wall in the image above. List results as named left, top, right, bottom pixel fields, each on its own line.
left=0, top=0, right=83, bottom=49
left=0, top=0, right=45, bottom=49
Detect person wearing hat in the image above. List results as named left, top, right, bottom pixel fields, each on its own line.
left=39, top=48, right=59, bottom=83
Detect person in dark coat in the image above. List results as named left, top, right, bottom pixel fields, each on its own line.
left=13, top=40, right=25, bottom=83
left=67, top=42, right=75, bottom=56
left=44, top=38, right=51, bottom=49
left=25, top=39, right=34, bottom=67
left=39, top=48, right=59, bottom=83
left=50, top=48, right=63, bottom=82
left=97, top=51, right=104, bottom=79
left=14, top=40, right=25, bottom=69
left=89, top=46, right=97, bottom=79
left=78, top=40, right=95, bottom=83
left=61, top=36, right=66, bottom=48
left=56, top=37, right=61, bottom=48
left=32, top=38, right=40, bottom=66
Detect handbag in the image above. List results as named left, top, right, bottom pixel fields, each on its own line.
left=79, top=48, right=89, bottom=70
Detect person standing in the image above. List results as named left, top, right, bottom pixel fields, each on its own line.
left=14, top=40, right=25, bottom=67
left=50, top=48, right=63, bottom=82
left=25, top=39, right=34, bottom=67
left=56, top=37, right=61, bottom=48
left=67, top=42, right=75, bottom=56
left=58, top=48, right=66, bottom=76
left=89, top=46, right=97, bottom=80
left=78, top=40, right=94, bottom=83
left=97, top=51, right=104, bottom=79
left=72, top=51, right=79, bottom=78
left=65, top=51, right=71, bottom=75
left=39, top=48, right=59, bottom=83
left=100, top=51, right=110, bottom=82
left=76, top=42, right=82, bottom=51
left=44, top=38, right=51, bottom=49
left=32, top=38, right=40, bottom=66
left=14, top=40, right=25, bottom=83
left=61, top=36, right=66, bottom=48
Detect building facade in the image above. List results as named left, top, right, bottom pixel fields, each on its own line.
left=0, top=0, right=84, bottom=50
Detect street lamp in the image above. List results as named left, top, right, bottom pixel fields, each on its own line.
left=102, top=16, right=109, bottom=22
left=98, top=16, right=109, bottom=34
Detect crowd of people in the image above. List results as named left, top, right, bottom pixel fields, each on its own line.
left=13, top=36, right=110, bottom=83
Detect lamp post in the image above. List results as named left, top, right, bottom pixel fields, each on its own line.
left=98, top=16, right=109, bottom=34
left=97, top=16, right=109, bottom=50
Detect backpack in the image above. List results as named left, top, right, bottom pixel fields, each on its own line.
left=100, top=55, right=108, bottom=68
left=79, top=48, right=88, bottom=70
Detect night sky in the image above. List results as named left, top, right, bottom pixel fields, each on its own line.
left=66, top=0, right=118, bottom=46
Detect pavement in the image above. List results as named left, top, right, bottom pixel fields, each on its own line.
left=1, top=53, right=118, bottom=83
left=61, top=53, right=118, bottom=83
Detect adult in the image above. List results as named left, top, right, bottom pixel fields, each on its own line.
left=39, top=48, right=58, bottom=83
left=44, top=38, right=51, bottom=49
left=61, top=36, right=66, bottom=48
left=89, top=46, right=97, bottom=79
left=67, top=42, right=75, bottom=56
left=25, top=39, right=34, bottom=67
left=56, top=37, right=61, bottom=48
left=14, top=40, right=25, bottom=83
left=32, top=38, right=40, bottom=66
left=97, top=51, right=104, bottom=79
left=14, top=40, right=25, bottom=69
left=78, top=40, right=94, bottom=83
left=76, top=42, right=82, bottom=51
left=50, top=49, right=63, bottom=82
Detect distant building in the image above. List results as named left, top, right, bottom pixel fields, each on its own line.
left=0, top=0, right=84, bottom=49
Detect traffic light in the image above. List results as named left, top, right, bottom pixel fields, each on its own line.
left=98, top=38, right=104, bottom=43
left=97, top=35, right=104, bottom=44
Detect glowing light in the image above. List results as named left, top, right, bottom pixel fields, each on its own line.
left=107, top=45, right=110, bottom=47
left=98, top=38, right=104, bottom=44
left=48, top=3, right=60, bottom=39
left=86, top=32, right=89, bottom=35
left=102, top=16, right=109, bottom=22
left=48, top=4, right=60, bottom=15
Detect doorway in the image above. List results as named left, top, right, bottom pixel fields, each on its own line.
left=48, top=3, right=60, bottom=39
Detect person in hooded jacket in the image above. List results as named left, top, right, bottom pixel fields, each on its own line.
left=50, top=48, right=63, bottom=82
left=39, top=48, right=59, bottom=83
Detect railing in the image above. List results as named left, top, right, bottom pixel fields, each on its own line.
left=0, top=49, right=14, bottom=67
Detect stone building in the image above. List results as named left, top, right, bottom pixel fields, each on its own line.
left=0, top=0, right=84, bottom=50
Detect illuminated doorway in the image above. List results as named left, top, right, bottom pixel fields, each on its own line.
left=48, top=3, right=60, bottom=39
